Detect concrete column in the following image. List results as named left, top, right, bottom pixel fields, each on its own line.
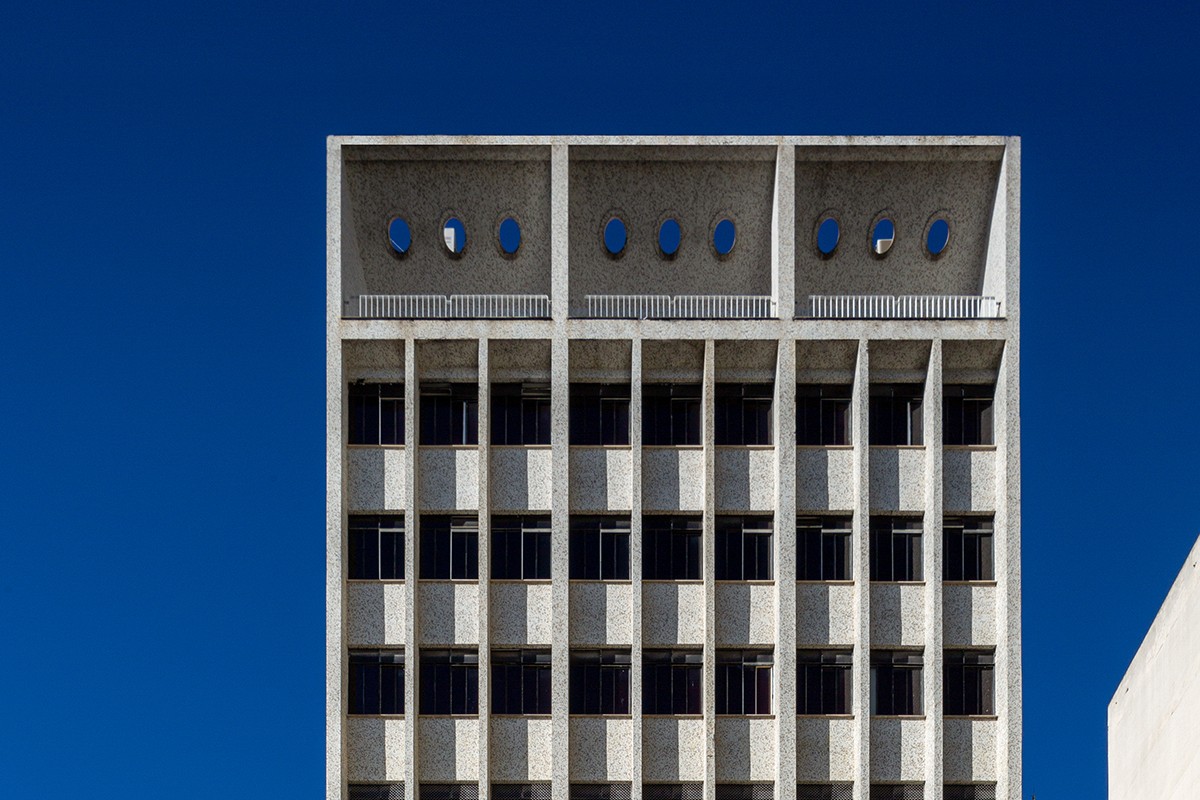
left=851, top=340, right=871, bottom=800
left=994, top=341, right=1021, bottom=800
left=630, top=338, right=645, bottom=800
left=922, top=341, right=944, bottom=800
left=551, top=336, right=571, bottom=800
left=772, top=144, right=796, bottom=321
left=551, top=144, right=570, bottom=322
left=327, top=336, right=346, bottom=800
left=702, top=339, right=717, bottom=800
left=478, top=340, right=492, bottom=799
left=404, top=338, right=419, bottom=800
left=774, top=339, right=798, bottom=800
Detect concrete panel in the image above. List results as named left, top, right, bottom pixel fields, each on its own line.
left=348, top=447, right=407, bottom=511
left=715, top=583, right=776, bottom=645
left=419, top=448, right=479, bottom=511
left=347, top=582, right=407, bottom=645
left=943, top=584, right=997, bottom=647
left=869, top=448, right=926, bottom=511
left=715, top=717, right=777, bottom=780
left=943, top=448, right=996, bottom=512
left=418, top=717, right=480, bottom=781
left=490, top=447, right=553, bottom=511
left=870, top=584, right=926, bottom=646
left=490, top=582, right=553, bottom=645
left=490, top=717, right=554, bottom=781
left=346, top=717, right=406, bottom=781
left=569, top=717, right=636, bottom=780
left=796, top=583, right=856, bottom=646
left=642, top=717, right=707, bottom=781
left=418, top=582, right=479, bottom=644
left=943, top=718, right=998, bottom=783
left=869, top=717, right=926, bottom=781
left=715, top=448, right=776, bottom=511
left=796, top=447, right=855, bottom=511
left=643, top=448, right=706, bottom=511
left=643, top=582, right=706, bottom=645
left=569, top=582, right=633, bottom=645
left=796, top=716, right=857, bottom=782
left=570, top=447, right=633, bottom=511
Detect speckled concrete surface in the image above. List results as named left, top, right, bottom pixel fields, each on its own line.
left=869, top=448, right=927, bottom=511
left=642, top=448, right=705, bottom=511
left=870, top=584, right=927, bottom=646
left=568, top=448, right=633, bottom=511
left=417, top=582, right=479, bottom=645
left=569, top=717, right=636, bottom=780
left=714, top=448, right=776, bottom=511
left=796, top=716, right=857, bottom=782
left=796, top=447, right=855, bottom=511
left=490, top=447, right=553, bottom=511
left=869, top=717, right=926, bottom=781
left=568, top=582, right=633, bottom=645
left=643, top=582, right=706, bottom=645
left=943, top=448, right=997, bottom=512
left=418, top=448, right=479, bottom=511
left=796, top=583, right=856, bottom=646
left=943, top=718, right=998, bottom=782
left=347, top=717, right=407, bottom=781
left=714, top=717, right=777, bottom=780
left=489, top=582, right=553, bottom=645
left=942, top=584, right=997, bottom=647
left=347, top=583, right=407, bottom=645
left=714, top=583, right=776, bottom=645
left=418, top=717, right=480, bottom=781
left=490, top=717, right=554, bottom=781
left=348, top=447, right=407, bottom=511
left=642, top=717, right=707, bottom=781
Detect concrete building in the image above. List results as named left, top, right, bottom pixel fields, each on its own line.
left=1109, top=534, right=1200, bottom=799
left=326, top=136, right=1021, bottom=800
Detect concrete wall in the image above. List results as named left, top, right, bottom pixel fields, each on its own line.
left=1109, top=534, right=1200, bottom=800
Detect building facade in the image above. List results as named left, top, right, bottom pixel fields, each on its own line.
left=326, top=136, right=1021, bottom=800
left=1109, top=533, right=1200, bottom=799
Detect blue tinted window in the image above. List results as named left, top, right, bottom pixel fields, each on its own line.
left=872, top=218, right=895, bottom=255
left=388, top=218, right=412, bottom=255
left=713, top=218, right=736, bottom=255
left=927, top=218, right=950, bottom=255
left=443, top=217, right=466, bottom=254
left=604, top=217, right=627, bottom=255
left=817, top=217, right=840, bottom=255
left=499, top=217, right=521, bottom=255
left=658, top=218, right=681, bottom=256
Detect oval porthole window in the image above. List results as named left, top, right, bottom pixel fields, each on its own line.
left=872, top=218, right=895, bottom=256
left=816, top=217, right=840, bottom=256
left=443, top=217, right=466, bottom=255
left=498, top=217, right=521, bottom=256
left=659, top=218, right=682, bottom=257
left=927, top=218, right=950, bottom=256
left=604, top=217, right=627, bottom=256
left=713, top=218, right=736, bottom=256
left=388, top=217, right=412, bottom=255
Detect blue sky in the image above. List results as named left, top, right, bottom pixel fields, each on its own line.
left=2, top=1, right=1198, bottom=797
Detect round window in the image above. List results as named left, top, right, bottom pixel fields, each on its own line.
left=603, top=217, right=627, bottom=256
left=498, top=217, right=521, bottom=256
left=659, top=218, right=682, bottom=257
left=816, top=217, right=840, bottom=256
left=713, top=218, right=736, bottom=256
left=443, top=217, right=466, bottom=255
left=927, top=218, right=950, bottom=256
left=871, top=218, right=895, bottom=256
left=388, top=217, right=412, bottom=255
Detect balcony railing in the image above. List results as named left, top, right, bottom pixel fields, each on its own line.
left=799, top=295, right=1003, bottom=320
left=585, top=294, right=775, bottom=320
left=346, top=294, right=551, bottom=320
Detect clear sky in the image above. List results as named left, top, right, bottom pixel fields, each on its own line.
left=2, top=1, right=1198, bottom=797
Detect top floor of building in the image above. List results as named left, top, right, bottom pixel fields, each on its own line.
left=327, top=136, right=1019, bottom=325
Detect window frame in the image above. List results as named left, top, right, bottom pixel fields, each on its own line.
left=869, top=517, right=923, bottom=582
left=944, top=650, right=995, bottom=716
left=569, top=649, right=632, bottom=715
left=419, top=649, right=479, bottom=715
left=420, top=382, right=479, bottom=446
left=349, top=382, right=405, bottom=446
left=943, top=384, right=995, bottom=447
left=643, top=516, right=703, bottom=580
left=491, top=515, right=552, bottom=580
left=642, top=649, right=704, bottom=715
left=715, top=383, right=774, bottom=446
left=420, top=515, right=479, bottom=581
left=715, top=515, right=774, bottom=581
left=349, top=649, right=405, bottom=716
left=643, top=384, right=702, bottom=446
left=349, top=514, right=405, bottom=581
left=796, top=516, right=852, bottom=581
left=570, top=383, right=631, bottom=446
left=942, top=517, right=994, bottom=582
left=715, top=649, right=774, bottom=715
left=868, top=383, right=924, bottom=446
left=870, top=650, right=924, bottom=716
left=796, top=649, right=852, bottom=715
left=796, top=384, right=852, bottom=446
left=569, top=516, right=631, bottom=581
left=492, top=383, right=552, bottom=446
left=491, top=649, right=553, bottom=715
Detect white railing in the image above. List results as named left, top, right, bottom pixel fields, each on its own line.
left=801, top=295, right=1002, bottom=320
left=347, top=294, right=551, bottom=320
left=585, top=294, right=775, bottom=320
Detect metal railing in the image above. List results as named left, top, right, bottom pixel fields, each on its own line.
left=800, top=294, right=1002, bottom=320
left=347, top=294, right=551, bottom=320
left=584, top=294, right=775, bottom=320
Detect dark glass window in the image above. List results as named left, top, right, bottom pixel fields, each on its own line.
left=796, top=785, right=853, bottom=800
left=870, top=787, right=924, bottom=800
left=349, top=383, right=405, bottom=445
left=570, top=785, right=632, bottom=800
left=944, top=385, right=995, bottom=446
left=643, top=516, right=702, bottom=580
left=420, top=516, right=479, bottom=580
left=715, top=383, right=773, bottom=445
left=570, top=649, right=631, bottom=714
left=943, top=517, right=994, bottom=581
left=796, top=650, right=851, bottom=714
left=643, top=785, right=703, bottom=800
left=797, top=517, right=852, bottom=581
left=870, top=651, right=923, bottom=715
left=944, top=650, right=995, bottom=716
left=420, top=383, right=479, bottom=445
left=570, top=384, right=631, bottom=446
left=492, top=516, right=552, bottom=580
left=870, top=517, right=923, bottom=582
left=349, top=515, right=405, bottom=580
left=419, top=649, right=478, bottom=715
left=492, top=650, right=552, bottom=715
left=492, top=785, right=551, bottom=800
left=643, top=384, right=701, bottom=446
left=869, top=384, right=924, bottom=446
left=797, top=384, right=851, bottom=446
left=492, top=383, right=551, bottom=445
left=944, top=785, right=995, bottom=800
left=714, top=786, right=774, bottom=800
left=349, top=784, right=406, bottom=800
left=643, top=650, right=703, bottom=715
left=420, top=785, right=479, bottom=800
left=715, top=650, right=773, bottom=714
left=349, top=650, right=405, bottom=715
left=570, top=516, right=631, bottom=580
left=715, top=516, right=773, bottom=581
